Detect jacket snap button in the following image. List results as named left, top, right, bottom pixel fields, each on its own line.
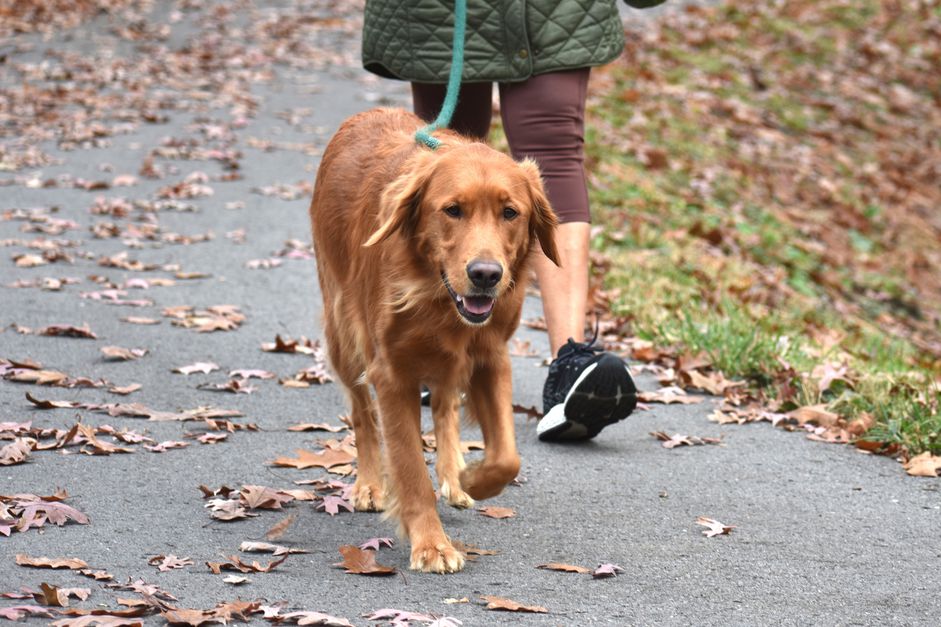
left=518, top=49, right=529, bottom=59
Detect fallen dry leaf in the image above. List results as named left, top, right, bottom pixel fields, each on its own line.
left=172, top=362, right=219, bottom=375
left=536, top=562, right=591, bottom=574
left=0, top=606, right=54, bottom=621
left=421, top=433, right=484, bottom=453
left=847, top=412, right=875, bottom=437
left=206, top=555, right=287, bottom=575
left=812, top=361, right=853, bottom=394
left=37, top=583, right=90, bottom=607
left=159, top=608, right=223, bottom=626
left=451, top=540, right=498, bottom=561
left=51, top=615, right=145, bottom=626
left=287, top=422, right=347, bottom=433
left=144, top=441, right=190, bottom=453
left=512, top=404, right=543, bottom=420
left=316, top=495, right=354, bottom=516
left=276, top=610, right=353, bottom=626
left=270, top=447, right=356, bottom=470
left=592, top=563, right=625, bottom=579
left=197, top=379, right=256, bottom=394
left=650, top=431, right=722, bottom=449
left=478, top=506, right=515, bottom=519
left=198, top=485, right=236, bottom=499
left=10, top=370, right=71, bottom=386
left=239, top=541, right=307, bottom=556
left=163, top=305, right=243, bottom=333
left=361, top=609, right=439, bottom=624
left=787, top=404, right=842, bottom=428
left=479, top=595, right=548, bottom=614
left=696, top=516, right=735, bottom=538
left=77, top=568, right=113, bottom=581
left=121, top=316, right=160, bottom=325
left=638, top=387, right=706, bottom=405
left=1, top=492, right=88, bottom=536
left=222, top=575, right=249, bottom=586
left=192, top=432, right=228, bottom=445
left=509, top=338, right=540, bottom=357
left=281, top=363, right=333, bottom=386
left=333, top=545, right=396, bottom=576
left=147, top=555, right=193, bottom=572
left=359, top=537, right=394, bottom=551
left=36, top=324, right=97, bottom=339
left=260, top=334, right=321, bottom=355
left=24, top=393, right=81, bottom=409
left=16, top=555, right=89, bottom=570
left=205, top=499, right=258, bottom=522
left=1, top=437, right=34, bottom=465
left=228, top=369, right=276, bottom=380
left=903, top=451, right=941, bottom=478
left=240, top=485, right=295, bottom=510
left=682, top=370, right=746, bottom=396
left=100, top=346, right=148, bottom=361
left=264, top=513, right=297, bottom=541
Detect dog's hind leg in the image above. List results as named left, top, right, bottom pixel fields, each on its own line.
left=371, top=367, right=465, bottom=573
left=460, top=352, right=521, bottom=500
left=431, top=388, right=475, bottom=509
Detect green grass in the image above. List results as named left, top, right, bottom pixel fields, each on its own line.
left=644, top=304, right=796, bottom=383
left=583, top=0, right=941, bottom=458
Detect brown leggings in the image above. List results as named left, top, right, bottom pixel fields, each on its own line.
left=411, top=68, right=591, bottom=224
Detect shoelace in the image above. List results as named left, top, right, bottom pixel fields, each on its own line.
left=557, top=318, right=603, bottom=364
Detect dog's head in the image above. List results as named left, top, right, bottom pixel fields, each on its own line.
left=364, top=143, right=559, bottom=326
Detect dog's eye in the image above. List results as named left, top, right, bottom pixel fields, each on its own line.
left=503, top=207, right=519, bottom=221
left=443, top=204, right=462, bottom=218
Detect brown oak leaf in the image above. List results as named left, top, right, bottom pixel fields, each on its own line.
left=479, top=595, right=547, bottom=613
left=206, top=555, right=287, bottom=575
left=537, top=562, right=591, bottom=574
left=478, top=506, right=516, bottom=519
left=100, top=346, right=148, bottom=361
left=333, top=545, right=396, bottom=576
left=264, top=513, right=297, bottom=541
left=16, top=555, right=89, bottom=570
left=239, top=485, right=295, bottom=510
left=148, top=555, right=193, bottom=572
left=270, top=448, right=356, bottom=470
left=1, top=438, right=34, bottom=465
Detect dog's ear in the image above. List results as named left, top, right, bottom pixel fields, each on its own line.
left=520, top=159, right=560, bottom=266
left=364, top=152, right=435, bottom=247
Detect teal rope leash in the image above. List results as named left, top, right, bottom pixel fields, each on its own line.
left=414, top=0, right=467, bottom=150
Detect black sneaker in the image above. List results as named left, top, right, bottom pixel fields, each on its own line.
left=537, top=338, right=637, bottom=442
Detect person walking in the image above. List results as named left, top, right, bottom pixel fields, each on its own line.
left=361, top=0, right=665, bottom=442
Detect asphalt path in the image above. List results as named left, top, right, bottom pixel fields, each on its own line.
left=1, top=2, right=939, bottom=625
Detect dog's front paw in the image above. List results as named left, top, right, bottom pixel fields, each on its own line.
left=440, top=479, right=475, bottom=509
left=350, top=480, right=385, bottom=512
left=410, top=540, right=465, bottom=573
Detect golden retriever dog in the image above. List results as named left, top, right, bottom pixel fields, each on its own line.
left=308, top=108, right=558, bottom=573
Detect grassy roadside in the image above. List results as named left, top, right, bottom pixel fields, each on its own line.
left=584, top=0, right=941, bottom=465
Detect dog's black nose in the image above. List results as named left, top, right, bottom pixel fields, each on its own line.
left=466, top=260, right=503, bottom=289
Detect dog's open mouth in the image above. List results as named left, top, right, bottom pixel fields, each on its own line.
left=442, top=273, right=495, bottom=324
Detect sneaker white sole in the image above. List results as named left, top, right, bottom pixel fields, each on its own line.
left=537, top=356, right=636, bottom=442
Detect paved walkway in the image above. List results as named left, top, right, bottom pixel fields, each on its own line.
left=1, top=2, right=938, bottom=625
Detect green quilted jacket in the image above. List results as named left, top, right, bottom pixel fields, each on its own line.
left=362, top=0, right=652, bottom=83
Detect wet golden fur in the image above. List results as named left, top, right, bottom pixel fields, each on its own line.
left=309, top=108, right=558, bottom=573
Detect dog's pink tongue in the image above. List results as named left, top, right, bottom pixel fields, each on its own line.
left=464, top=296, right=494, bottom=315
